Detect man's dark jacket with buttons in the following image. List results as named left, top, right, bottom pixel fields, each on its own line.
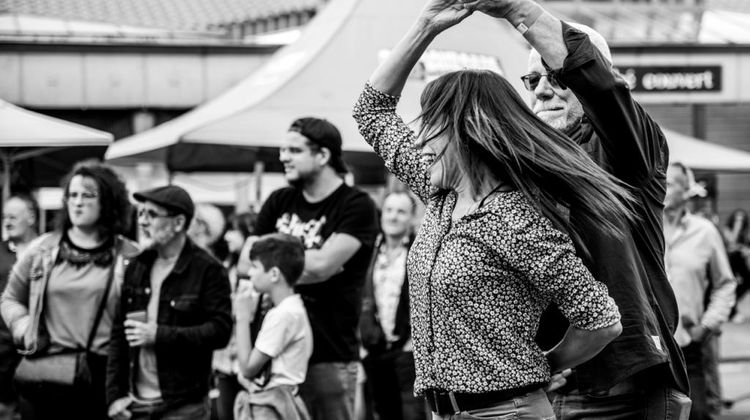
left=106, top=238, right=232, bottom=408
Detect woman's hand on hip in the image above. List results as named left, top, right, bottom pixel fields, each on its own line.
left=108, top=395, right=132, bottom=420
left=545, top=368, right=572, bottom=392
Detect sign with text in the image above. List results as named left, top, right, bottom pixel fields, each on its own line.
left=616, top=65, right=722, bottom=93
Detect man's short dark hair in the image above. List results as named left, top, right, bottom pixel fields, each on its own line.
left=249, top=233, right=306, bottom=286
left=289, top=117, right=347, bottom=174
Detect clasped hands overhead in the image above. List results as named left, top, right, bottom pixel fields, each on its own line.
left=419, top=0, right=529, bottom=22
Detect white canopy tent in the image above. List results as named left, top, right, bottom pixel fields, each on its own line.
left=104, top=0, right=531, bottom=184
left=105, top=0, right=750, bottom=191
left=0, top=99, right=113, bottom=201
left=665, top=128, right=750, bottom=173
left=0, top=99, right=113, bottom=147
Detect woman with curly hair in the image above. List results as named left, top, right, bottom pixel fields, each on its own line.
left=1, top=162, right=139, bottom=419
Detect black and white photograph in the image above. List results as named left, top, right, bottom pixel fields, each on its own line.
left=1, top=0, right=750, bottom=419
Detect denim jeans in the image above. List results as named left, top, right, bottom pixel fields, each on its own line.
left=431, top=389, right=554, bottom=420
left=299, top=361, right=359, bottom=420
left=552, top=374, right=691, bottom=420
left=684, top=336, right=722, bottom=420
left=212, top=371, right=242, bottom=420
left=0, top=319, right=20, bottom=407
left=363, top=350, right=427, bottom=420
left=701, top=336, right=722, bottom=417
left=129, top=396, right=210, bottom=420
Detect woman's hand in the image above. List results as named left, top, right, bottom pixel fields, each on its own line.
left=369, top=0, right=478, bottom=95
left=419, top=0, right=478, bottom=35
left=546, top=368, right=572, bottom=392
left=107, top=396, right=133, bottom=420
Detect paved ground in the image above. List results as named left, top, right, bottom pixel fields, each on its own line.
left=718, top=294, right=750, bottom=420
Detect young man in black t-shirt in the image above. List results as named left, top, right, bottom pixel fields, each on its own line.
left=243, top=117, right=378, bottom=420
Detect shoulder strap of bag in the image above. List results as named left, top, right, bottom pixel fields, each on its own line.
left=84, top=251, right=117, bottom=352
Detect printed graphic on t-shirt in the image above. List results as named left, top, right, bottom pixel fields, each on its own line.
left=275, top=213, right=327, bottom=249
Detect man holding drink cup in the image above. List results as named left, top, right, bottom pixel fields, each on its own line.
left=106, top=185, right=232, bottom=420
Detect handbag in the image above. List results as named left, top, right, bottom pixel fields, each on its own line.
left=14, top=351, right=91, bottom=386
left=14, top=260, right=114, bottom=387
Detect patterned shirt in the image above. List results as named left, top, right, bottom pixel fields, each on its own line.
left=353, top=83, right=620, bottom=394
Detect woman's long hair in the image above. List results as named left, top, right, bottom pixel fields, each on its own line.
left=417, top=70, right=635, bottom=255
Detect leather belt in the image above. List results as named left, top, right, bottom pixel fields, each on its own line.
left=425, top=383, right=544, bottom=415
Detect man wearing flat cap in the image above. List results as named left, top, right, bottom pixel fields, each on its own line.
left=239, top=117, right=379, bottom=420
left=106, top=185, right=232, bottom=420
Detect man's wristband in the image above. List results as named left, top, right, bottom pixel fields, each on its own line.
left=514, top=5, right=544, bottom=35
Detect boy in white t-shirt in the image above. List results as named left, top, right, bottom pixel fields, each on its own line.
left=234, top=233, right=313, bottom=420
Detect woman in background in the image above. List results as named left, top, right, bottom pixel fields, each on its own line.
left=1, top=162, right=138, bottom=420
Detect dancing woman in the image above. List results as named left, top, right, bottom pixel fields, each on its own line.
left=353, top=1, right=632, bottom=418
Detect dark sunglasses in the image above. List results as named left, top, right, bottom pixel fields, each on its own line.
left=520, top=71, right=567, bottom=91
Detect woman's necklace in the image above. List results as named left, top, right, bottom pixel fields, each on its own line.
left=464, top=183, right=507, bottom=216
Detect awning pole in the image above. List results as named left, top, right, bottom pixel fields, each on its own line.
left=253, top=161, right=265, bottom=211
left=2, top=152, right=11, bottom=205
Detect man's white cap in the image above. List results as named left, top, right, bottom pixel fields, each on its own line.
left=528, top=21, right=613, bottom=66
left=567, top=22, right=612, bottom=65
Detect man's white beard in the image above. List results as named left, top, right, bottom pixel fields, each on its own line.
left=139, top=230, right=175, bottom=250
left=537, top=114, right=568, bottom=132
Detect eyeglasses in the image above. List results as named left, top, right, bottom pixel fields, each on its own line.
left=137, top=208, right=174, bottom=221
left=66, top=191, right=99, bottom=201
left=520, top=71, right=567, bottom=91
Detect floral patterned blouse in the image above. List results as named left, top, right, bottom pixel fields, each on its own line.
left=353, top=83, right=620, bottom=395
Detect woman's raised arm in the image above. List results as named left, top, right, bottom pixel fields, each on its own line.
left=369, top=0, right=476, bottom=96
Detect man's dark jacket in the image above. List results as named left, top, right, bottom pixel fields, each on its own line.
left=106, top=238, right=232, bottom=408
left=536, top=22, right=689, bottom=394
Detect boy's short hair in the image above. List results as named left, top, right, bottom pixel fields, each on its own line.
left=249, top=233, right=306, bottom=286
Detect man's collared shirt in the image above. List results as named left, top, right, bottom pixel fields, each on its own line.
left=665, top=212, right=736, bottom=347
